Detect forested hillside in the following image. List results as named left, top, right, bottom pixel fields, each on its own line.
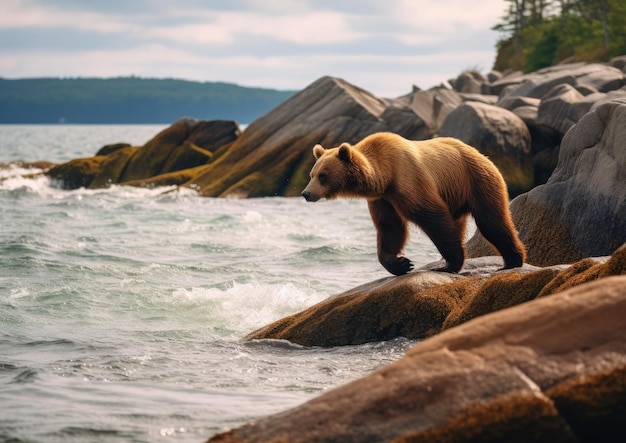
left=493, top=0, right=626, bottom=72
left=0, top=77, right=297, bottom=124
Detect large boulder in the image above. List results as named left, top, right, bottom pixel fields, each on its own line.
left=381, top=89, right=463, bottom=140
left=496, top=95, right=541, bottom=111
left=46, top=118, right=240, bottom=189
left=495, top=96, right=560, bottom=186
left=88, top=145, right=140, bottom=188
left=510, top=105, right=561, bottom=186
left=95, top=142, right=131, bottom=156
left=452, top=71, right=488, bottom=94
left=245, top=271, right=465, bottom=347
left=611, top=55, right=626, bottom=71
left=488, top=70, right=525, bottom=96
left=110, top=118, right=240, bottom=184
left=210, top=273, right=626, bottom=442
left=438, top=101, right=533, bottom=196
left=186, top=77, right=393, bottom=197
left=468, top=99, right=626, bottom=266
left=503, top=63, right=624, bottom=98
left=245, top=245, right=624, bottom=347
left=589, top=87, right=626, bottom=110
left=535, top=84, right=600, bottom=136
left=47, top=156, right=107, bottom=189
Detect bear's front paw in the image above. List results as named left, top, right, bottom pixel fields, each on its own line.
left=380, top=255, right=413, bottom=276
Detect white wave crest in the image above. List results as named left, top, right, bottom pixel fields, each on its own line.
left=172, top=282, right=328, bottom=335
left=0, top=167, right=55, bottom=195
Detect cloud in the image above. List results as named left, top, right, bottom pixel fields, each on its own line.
left=0, top=0, right=507, bottom=96
left=142, top=10, right=359, bottom=46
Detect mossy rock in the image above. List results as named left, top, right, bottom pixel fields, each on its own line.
left=46, top=156, right=107, bottom=189
left=245, top=272, right=466, bottom=346
left=89, top=146, right=139, bottom=188
left=122, top=165, right=208, bottom=189
left=156, top=141, right=213, bottom=176
left=95, top=143, right=131, bottom=156
left=442, top=268, right=560, bottom=330
left=246, top=244, right=625, bottom=347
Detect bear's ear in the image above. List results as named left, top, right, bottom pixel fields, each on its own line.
left=313, top=144, right=326, bottom=159
left=338, top=143, right=352, bottom=163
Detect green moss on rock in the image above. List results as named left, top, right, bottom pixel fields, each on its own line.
left=46, top=156, right=107, bottom=189
left=89, top=146, right=139, bottom=188
left=442, top=268, right=560, bottom=330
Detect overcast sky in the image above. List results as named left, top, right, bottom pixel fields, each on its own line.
left=0, top=0, right=508, bottom=97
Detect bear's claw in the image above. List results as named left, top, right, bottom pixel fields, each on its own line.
left=380, top=255, right=413, bottom=276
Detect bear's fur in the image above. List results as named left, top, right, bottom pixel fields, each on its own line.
left=301, top=132, right=526, bottom=275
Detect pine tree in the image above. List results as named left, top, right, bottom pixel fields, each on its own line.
left=493, top=0, right=626, bottom=71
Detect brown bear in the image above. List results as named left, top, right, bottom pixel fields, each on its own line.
left=301, top=132, right=526, bottom=275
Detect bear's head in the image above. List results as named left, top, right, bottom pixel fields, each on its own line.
left=301, top=142, right=362, bottom=202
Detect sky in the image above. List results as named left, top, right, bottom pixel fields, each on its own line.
left=0, top=0, right=509, bottom=97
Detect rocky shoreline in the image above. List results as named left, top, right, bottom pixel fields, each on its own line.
left=5, top=58, right=626, bottom=441
left=36, top=56, right=625, bottom=200
left=203, top=60, right=625, bottom=441
left=212, top=250, right=625, bottom=442
left=218, top=246, right=625, bottom=441
left=34, top=57, right=626, bottom=268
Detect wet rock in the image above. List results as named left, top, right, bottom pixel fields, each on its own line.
left=47, top=156, right=107, bottom=189
left=211, top=271, right=626, bottom=442
left=468, top=100, right=626, bottom=266
left=244, top=271, right=464, bottom=347
left=438, top=101, right=533, bottom=196
left=245, top=246, right=624, bottom=348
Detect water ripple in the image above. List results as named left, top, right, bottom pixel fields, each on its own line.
left=10, top=368, right=39, bottom=384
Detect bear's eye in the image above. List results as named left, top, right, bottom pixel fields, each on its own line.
left=318, top=173, right=328, bottom=185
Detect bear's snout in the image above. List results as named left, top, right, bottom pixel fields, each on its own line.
left=301, top=191, right=313, bottom=202
left=301, top=189, right=321, bottom=202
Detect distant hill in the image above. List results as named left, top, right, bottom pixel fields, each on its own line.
left=0, top=77, right=298, bottom=124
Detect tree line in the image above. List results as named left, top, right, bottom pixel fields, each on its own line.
left=492, top=0, right=626, bottom=72
left=0, top=77, right=297, bottom=124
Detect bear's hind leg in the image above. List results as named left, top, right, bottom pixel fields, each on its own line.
left=368, top=199, right=413, bottom=276
left=409, top=206, right=465, bottom=273
left=472, top=203, right=526, bottom=269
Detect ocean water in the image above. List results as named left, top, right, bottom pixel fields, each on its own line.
left=0, top=125, right=444, bottom=443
